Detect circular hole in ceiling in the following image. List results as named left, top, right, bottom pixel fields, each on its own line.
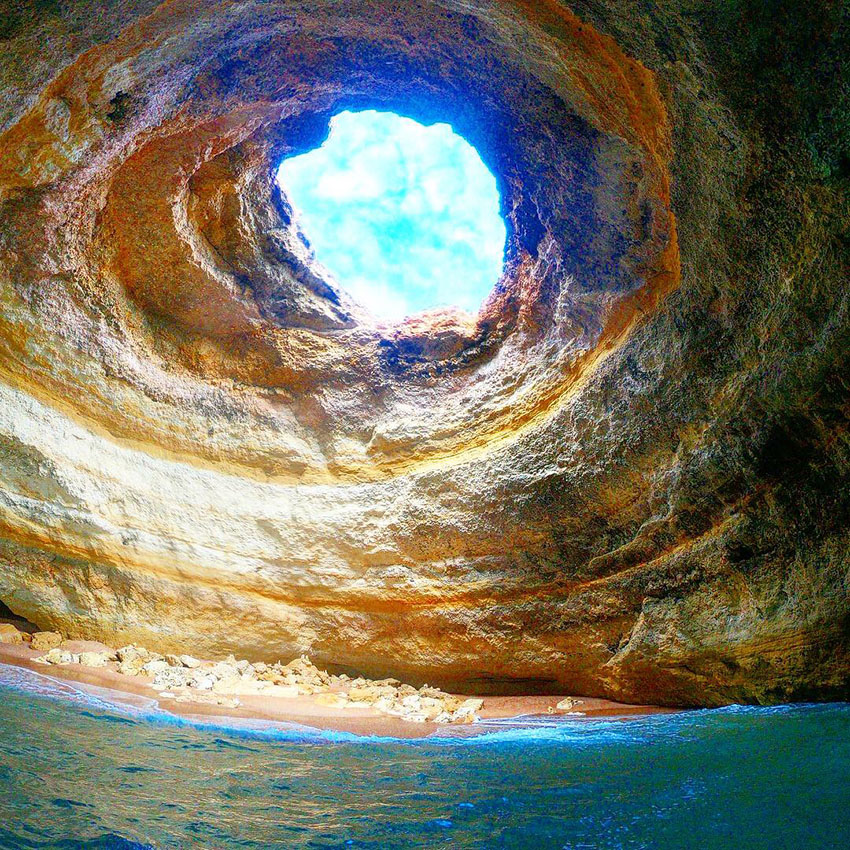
left=276, top=109, right=506, bottom=321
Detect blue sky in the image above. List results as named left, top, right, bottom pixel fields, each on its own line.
left=277, top=110, right=506, bottom=321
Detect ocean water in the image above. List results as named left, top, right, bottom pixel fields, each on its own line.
left=0, top=664, right=847, bottom=849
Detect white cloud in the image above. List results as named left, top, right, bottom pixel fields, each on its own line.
left=276, top=110, right=506, bottom=320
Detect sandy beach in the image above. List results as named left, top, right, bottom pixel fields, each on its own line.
left=0, top=636, right=678, bottom=739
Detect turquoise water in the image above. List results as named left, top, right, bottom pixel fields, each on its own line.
left=0, top=664, right=848, bottom=849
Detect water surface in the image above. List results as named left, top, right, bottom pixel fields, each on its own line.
left=0, top=663, right=847, bottom=849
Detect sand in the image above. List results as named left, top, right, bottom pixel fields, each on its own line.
left=0, top=640, right=679, bottom=739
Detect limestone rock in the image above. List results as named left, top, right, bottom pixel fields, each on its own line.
left=141, top=660, right=170, bottom=677
left=347, top=685, right=393, bottom=703
left=150, top=667, right=193, bottom=690
left=40, top=649, right=78, bottom=665
left=31, top=633, right=63, bottom=652
left=117, top=657, right=146, bottom=677
left=0, top=0, right=846, bottom=710
left=453, top=699, right=484, bottom=722
left=212, top=675, right=244, bottom=695
left=25, top=631, right=480, bottom=722
left=0, top=624, right=23, bottom=644
left=78, top=651, right=112, bottom=668
left=116, top=645, right=153, bottom=664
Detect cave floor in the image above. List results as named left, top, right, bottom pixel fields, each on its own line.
left=0, top=641, right=679, bottom=739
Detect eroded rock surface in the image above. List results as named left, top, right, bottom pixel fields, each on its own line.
left=0, top=0, right=847, bottom=706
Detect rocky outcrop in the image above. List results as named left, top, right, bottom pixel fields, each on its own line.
left=0, top=623, right=23, bottom=644
left=0, top=0, right=847, bottom=706
left=30, top=631, right=63, bottom=652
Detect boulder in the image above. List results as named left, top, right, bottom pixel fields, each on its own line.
left=210, top=661, right=239, bottom=680
left=141, top=659, right=170, bottom=676
left=347, top=684, right=393, bottom=703
left=116, top=645, right=155, bottom=664
left=0, top=623, right=24, bottom=644
left=31, top=632, right=63, bottom=651
left=418, top=697, right=446, bottom=721
left=211, top=675, right=238, bottom=693
left=117, top=657, right=146, bottom=677
left=452, top=698, right=484, bottom=722
left=41, top=648, right=78, bottom=665
left=256, top=667, right=279, bottom=682
left=151, top=667, right=193, bottom=690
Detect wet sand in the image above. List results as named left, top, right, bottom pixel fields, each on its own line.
left=0, top=640, right=680, bottom=739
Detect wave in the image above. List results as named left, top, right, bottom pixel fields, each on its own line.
left=0, top=827, right=153, bottom=850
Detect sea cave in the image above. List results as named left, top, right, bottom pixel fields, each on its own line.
left=0, top=1, right=848, bottom=846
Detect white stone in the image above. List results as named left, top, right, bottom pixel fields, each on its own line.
left=42, top=648, right=77, bottom=665
left=78, top=651, right=110, bottom=668
left=141, top=659, right=170, bottom=676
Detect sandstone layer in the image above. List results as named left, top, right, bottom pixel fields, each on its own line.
left=0, top=0, right=847, bottom=706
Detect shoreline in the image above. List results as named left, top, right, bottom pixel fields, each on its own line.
left=0, top=639, right=680, bottom=739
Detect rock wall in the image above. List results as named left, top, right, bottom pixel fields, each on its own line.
left=0, top=0, right=847, bottom=705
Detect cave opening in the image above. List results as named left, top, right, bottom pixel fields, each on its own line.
left=276, top=109, right=506, bottom=321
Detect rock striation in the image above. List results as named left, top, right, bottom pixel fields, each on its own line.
left=0, top=0, right=847, bottom=707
